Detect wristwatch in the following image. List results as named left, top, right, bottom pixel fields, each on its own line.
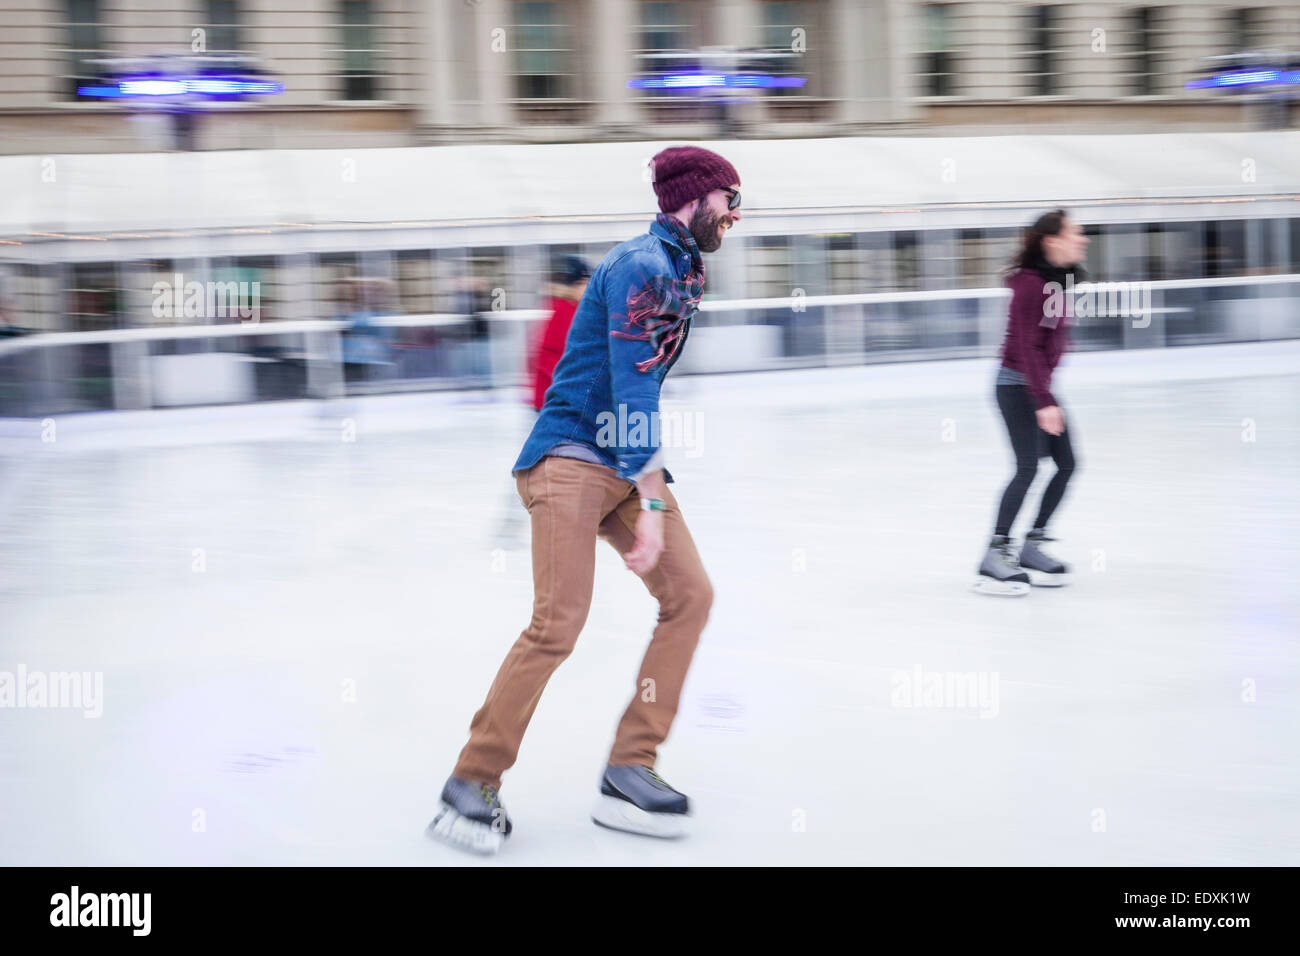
left=640, top=497, right=666, bottom=512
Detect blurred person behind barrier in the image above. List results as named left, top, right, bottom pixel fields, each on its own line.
left=0, top=298, right=25, bottom=337
left=339, top=278, right=395, bottom=382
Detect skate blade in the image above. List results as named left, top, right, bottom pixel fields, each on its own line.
left=591, top=795, right=689, bottom=839
left=971, top=577, right=1030, bottom=597
left=1023, top=568, right=1070, bottom=588
left=425, top=802, right=506, bottom=856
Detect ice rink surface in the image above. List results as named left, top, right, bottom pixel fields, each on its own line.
left=2, top=340, right=1298, bottom=866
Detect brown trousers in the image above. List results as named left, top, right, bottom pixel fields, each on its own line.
left=453, top=456, right=713, bottom=789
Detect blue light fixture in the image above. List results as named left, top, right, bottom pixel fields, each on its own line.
left=628, top=72, right=806, bottom=90
left=1186, top=68, right=1300, bottom=89
left=77, top=76, right=285, bottom=98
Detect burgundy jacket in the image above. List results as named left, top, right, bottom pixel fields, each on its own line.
left=998, top=267, right=1070, bottom=410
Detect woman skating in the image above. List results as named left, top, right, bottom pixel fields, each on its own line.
left=975, top=209, right=1089, bottom=596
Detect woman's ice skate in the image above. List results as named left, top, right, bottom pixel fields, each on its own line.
left=972, top=534, right=1031, bottom=596
left=1018, top=530, right=1070, bottom=587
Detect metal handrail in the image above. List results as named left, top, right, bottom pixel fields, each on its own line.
left=699, top=272, right=1300, bottom=311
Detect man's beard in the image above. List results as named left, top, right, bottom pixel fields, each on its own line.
left=688, top=204, right=726, bottom=254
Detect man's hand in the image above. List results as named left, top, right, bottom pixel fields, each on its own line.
left=626, top=469, right=667, bottom=575
left=1036, top=405, right=1065, bottom=436
left=624, top=509, right=665, bottom=576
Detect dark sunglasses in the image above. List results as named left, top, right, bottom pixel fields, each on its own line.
left=721, top=187, right=741, bottom=211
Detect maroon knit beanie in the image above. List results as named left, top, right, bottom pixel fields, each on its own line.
left=650, top=146, right=740, bottom=214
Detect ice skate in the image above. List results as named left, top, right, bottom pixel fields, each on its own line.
left=592, top=765, right=690, bottom=839
left=1019, top=530, right=1070, bottom=587
left=972, top=534, right=1031, bottom=597
left=425, top=776, right=513, bottom=855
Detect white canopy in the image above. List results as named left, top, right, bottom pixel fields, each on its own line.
left=1, top=130, right=1296, bottom=235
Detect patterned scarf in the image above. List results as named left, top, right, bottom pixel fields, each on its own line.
left=610, top=213, right=706, bottom=373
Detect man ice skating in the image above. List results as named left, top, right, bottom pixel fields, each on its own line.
left=428, top=145, right=742, bottom=854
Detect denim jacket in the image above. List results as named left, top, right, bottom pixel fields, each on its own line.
left=513, top=217, right=699, bottom=484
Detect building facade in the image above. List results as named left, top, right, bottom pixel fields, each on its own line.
left=0, top=0, right=1297, bottom=152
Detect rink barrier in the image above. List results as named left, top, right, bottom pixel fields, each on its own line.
left=0, top=275, right=1296, bottom=416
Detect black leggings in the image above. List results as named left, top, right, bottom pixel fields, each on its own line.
left=993, top=384, right=1076, bottom=536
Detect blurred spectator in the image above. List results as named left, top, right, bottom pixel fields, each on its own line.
left=339, top=277, right=395, bottom=383
left=0, top=299, right=26, bottom=338
left=441, top=274, right=493, bottom=382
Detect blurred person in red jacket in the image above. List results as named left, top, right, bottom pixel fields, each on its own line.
left=529, top=255, right=591, bottom=411
left=495, top=255, right=594, bottom=547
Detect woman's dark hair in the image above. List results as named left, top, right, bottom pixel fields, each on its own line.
left=1002, top=208, right=1071, bottom=282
